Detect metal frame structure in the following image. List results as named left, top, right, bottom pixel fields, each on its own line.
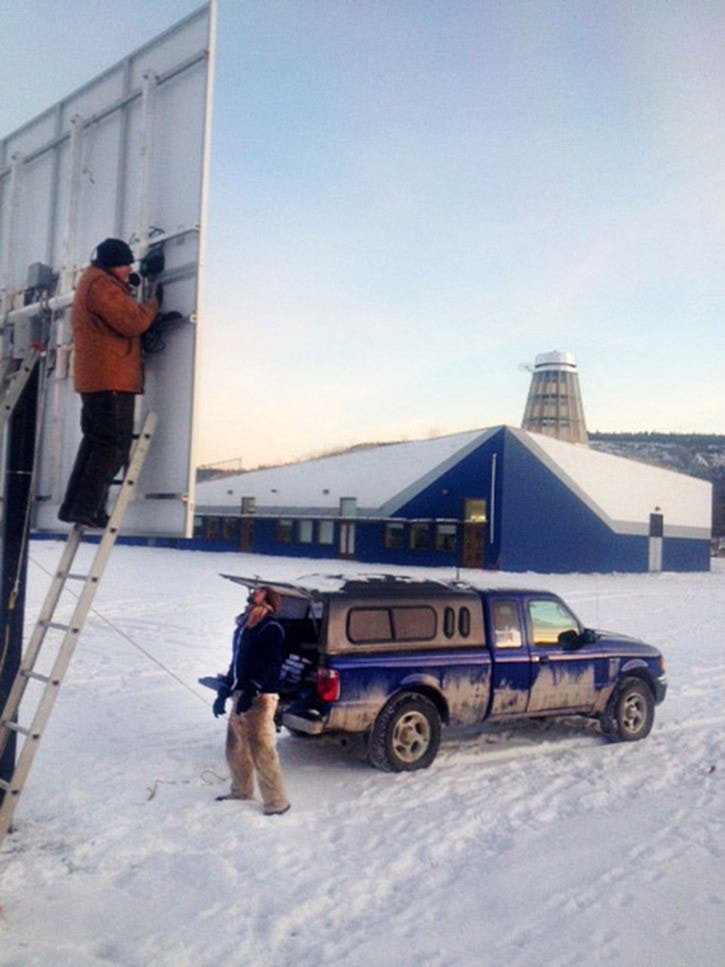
left=0, top=3, right=215, bottom=842
left=0, top=1, right=216, bottom=538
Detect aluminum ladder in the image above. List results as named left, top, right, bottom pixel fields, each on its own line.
left=0, top=411, right=157, bottom=846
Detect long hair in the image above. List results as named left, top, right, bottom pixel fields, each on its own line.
left=257, top=586, right=282, bottom=614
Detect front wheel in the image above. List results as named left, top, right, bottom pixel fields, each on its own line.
left=369, top=693, right=442, bottom=772
left=601, top=677, right=654, bottom=742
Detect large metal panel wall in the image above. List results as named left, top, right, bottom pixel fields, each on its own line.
left=0, top=3, right=215, bottom=537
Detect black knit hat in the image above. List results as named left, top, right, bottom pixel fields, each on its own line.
left=95, top=238, right=134, bottom=268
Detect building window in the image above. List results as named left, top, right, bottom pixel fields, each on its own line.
left=276, top=519, right=293, bottom=544
left=204, top=517, right=219, bottom=540
left=409, top=522, right=430, bottom=551
left=384, top=522, right=405, bottom=549
left=435, top=523, right=457, bottom=552
left=318, top=520, right=334, bottom=545
left=222, top=517, right=237, bottom=541
left=443, top=606, right=455, bottom=638
left=298, top=519, right=313, bottom=543
left=464, top=499, right=486, bottom=522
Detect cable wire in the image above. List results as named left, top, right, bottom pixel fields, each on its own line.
left=28, top=551, right=211, bottom=708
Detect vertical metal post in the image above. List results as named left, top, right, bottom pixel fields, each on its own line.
left=1, top=154, right=22, bottom=318
left=0, top=361, right=40, bottom=800
left=45, top=104, right=64, bottom=267
left=114, top=58, right=132, bottom=238
left=49, top=114, right=83, bottom=501
left=58, top=115, right=84, bottom=296
left=186, top=0, right=217, bottom=539
left=137, top=71, right=158, bottom=256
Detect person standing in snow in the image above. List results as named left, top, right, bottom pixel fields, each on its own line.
left=59, top=237, right=159, bottom=528
left=213, top=586, right=290, bottom=815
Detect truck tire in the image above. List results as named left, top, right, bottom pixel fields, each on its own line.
left=369, top=692, right=441, bottom=772
left=601, top=677, right=654, bottom=742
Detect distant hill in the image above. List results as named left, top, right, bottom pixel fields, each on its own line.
left=588, top=432, right=725, bottom=481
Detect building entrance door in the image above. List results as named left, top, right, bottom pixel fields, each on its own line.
left=239, top=518, right=254, bottom=552
left=461, top=497, right=486, bottom=568
left=339, top=522, right=356, bottom=559
left=462, top=523, right=485, bottom=568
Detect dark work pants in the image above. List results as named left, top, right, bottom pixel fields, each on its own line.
left=61, top=391, right=135, bottom=517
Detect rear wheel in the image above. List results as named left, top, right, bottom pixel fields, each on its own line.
left=369, top=693, right=441, bottom=772
left=601, top=677, right=654, bottom=741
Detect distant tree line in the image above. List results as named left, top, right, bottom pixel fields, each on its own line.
left=590, top=431, right=725, bottom=447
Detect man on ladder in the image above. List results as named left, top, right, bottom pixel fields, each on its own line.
left=59, top=237, right=159, bottom=529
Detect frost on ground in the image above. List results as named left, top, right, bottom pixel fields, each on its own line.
left=0, top=544, right=723, bottom=966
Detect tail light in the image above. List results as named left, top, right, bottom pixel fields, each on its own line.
left=316, top=667, right=340, bottom=702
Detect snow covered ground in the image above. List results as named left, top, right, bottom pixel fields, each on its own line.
left=1, top=543, right=724, bottom=966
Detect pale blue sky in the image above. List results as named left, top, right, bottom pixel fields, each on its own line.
left=2, top=0, right=724, bottom=467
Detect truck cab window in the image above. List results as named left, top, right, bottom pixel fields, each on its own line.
left=492, top=600, right=522, bottom=648
left=527, top=599, right=579, bottom=646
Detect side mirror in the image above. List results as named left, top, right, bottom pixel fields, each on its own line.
left=580, top=628, right=598, bottom=645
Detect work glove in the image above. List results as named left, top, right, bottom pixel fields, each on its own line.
left=236, top=686, right=259, bottom=714
left=213, top=677, right=232, bottom=718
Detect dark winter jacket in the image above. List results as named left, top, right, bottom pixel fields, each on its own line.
left=226, top=615, right=286, bottom=710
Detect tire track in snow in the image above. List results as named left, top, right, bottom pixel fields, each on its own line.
left=252, top=717, right=725, bottom=966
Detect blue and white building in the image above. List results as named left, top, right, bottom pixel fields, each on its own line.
left=194, top=425, right=712, bottom=573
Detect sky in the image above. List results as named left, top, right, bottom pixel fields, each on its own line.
left=1, top=0, right=724, bottom=468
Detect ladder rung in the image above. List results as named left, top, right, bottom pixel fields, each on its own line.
left=22, top=670, right=55, bottom=685
left=66, top=572, right=96, bottom=582
left=3, top=722, right=36, bottom=738
left=39, top=621, right=78, bottom=633
left=0, top=778, right=13, bottom=793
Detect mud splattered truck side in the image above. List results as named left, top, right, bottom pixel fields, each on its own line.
left=222, top=575, right=667, bottom=772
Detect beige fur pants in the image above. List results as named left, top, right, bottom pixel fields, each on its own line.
left=225, top=693, right=289, bottom=813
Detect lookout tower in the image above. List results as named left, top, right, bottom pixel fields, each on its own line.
left=522, top=350, right=588, bottom=445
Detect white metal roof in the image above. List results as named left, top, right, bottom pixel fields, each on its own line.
left=196, top=424, right=712, bottom=536
left=513, top=428, right=712, bottom=534
left=195, top=427, right=492, bottom=514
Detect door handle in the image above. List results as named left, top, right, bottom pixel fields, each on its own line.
left=539, top=654, right=551, bottom=664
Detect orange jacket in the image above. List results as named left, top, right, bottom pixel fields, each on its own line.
left=71, top=266, right=158, bottom=393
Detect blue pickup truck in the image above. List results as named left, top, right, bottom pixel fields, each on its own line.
left=221, top=574, right=668, bottom=772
